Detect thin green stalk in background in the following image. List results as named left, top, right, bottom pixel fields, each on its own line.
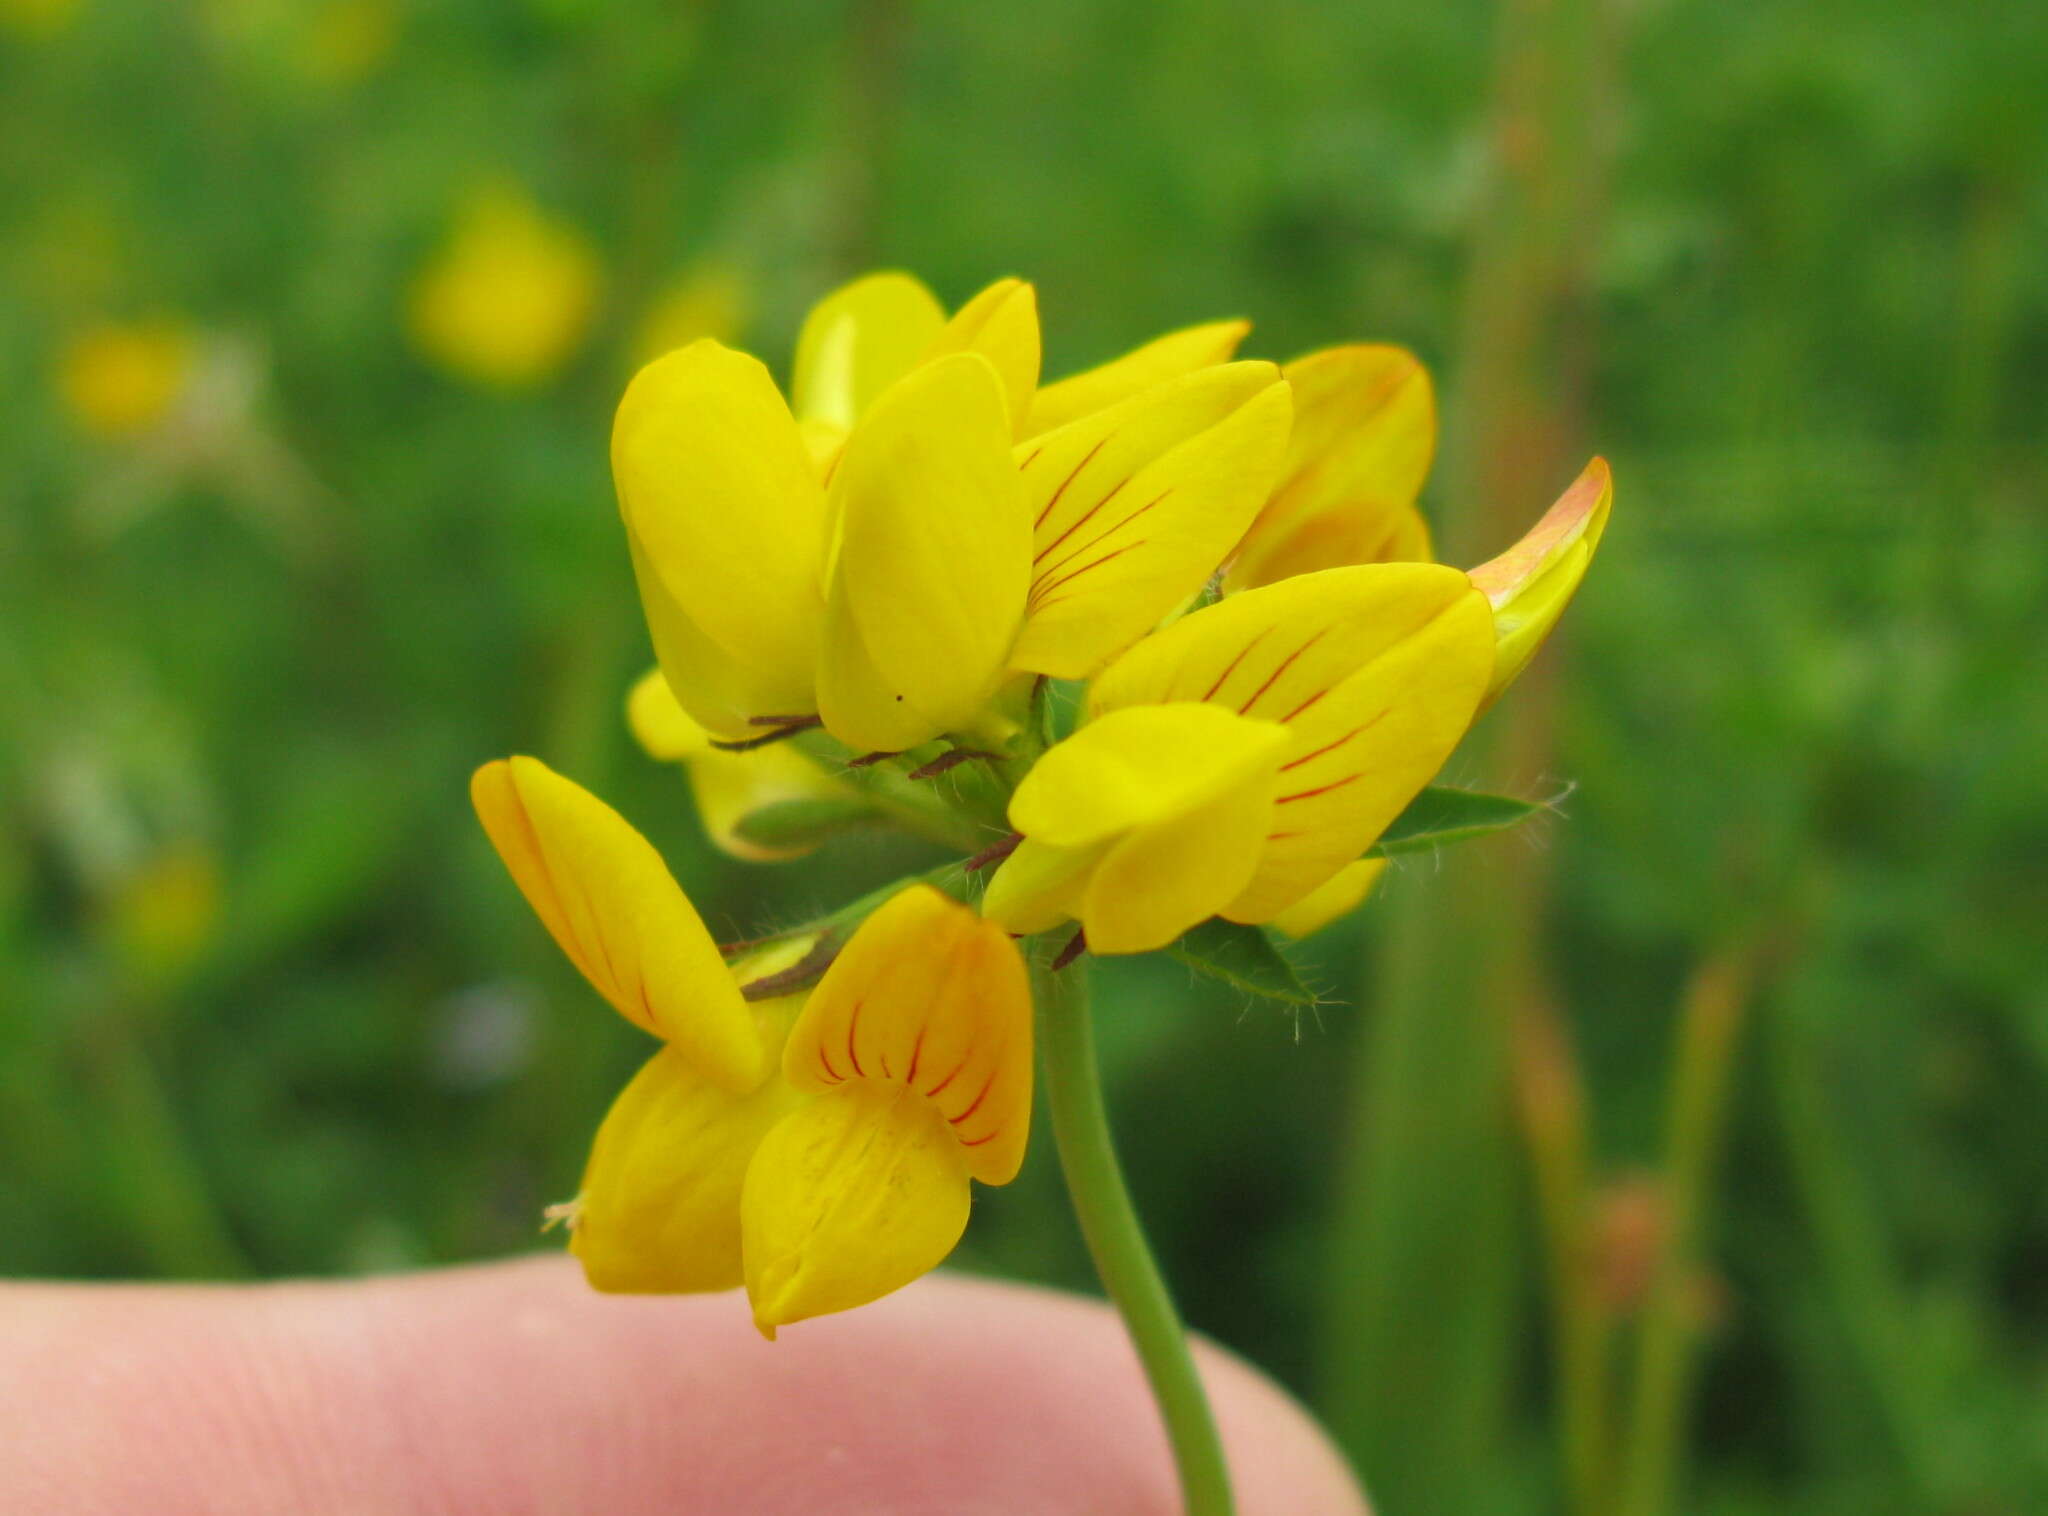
left=1328, top=0, right=1625, bottom=1496
left=1034, top=952, right=1236, bottom=1516
left=1767, top=986, right=1953, bottom=1504
left=1618, top=944, right=1759, bottom=1516
left=85, top=1012, right=249, bottom=1279
left=1322, top=864, right=1522, bottom=1515
left=1514, top=999, right=1613, bottom=1516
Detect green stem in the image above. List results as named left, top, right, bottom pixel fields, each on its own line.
left=87, top=1011, right=250, bottom=1279
left=1034, top=953, right=1235, bottom=1516
left=1512, top=1002, right=1612, bottom=1516
left=1618, top=946, right=1754, bottom=1516
left=1766, top=982, right=1950, bottom=1499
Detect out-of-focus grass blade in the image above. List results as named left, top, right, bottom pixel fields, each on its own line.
left=1320, top=862, right=1526, bottom=1514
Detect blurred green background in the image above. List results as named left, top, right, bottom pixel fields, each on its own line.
left=4, top=2, right=2044, bottom=1512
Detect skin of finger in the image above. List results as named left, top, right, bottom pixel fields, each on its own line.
left=0, top=1257, right=1367, bottom=1516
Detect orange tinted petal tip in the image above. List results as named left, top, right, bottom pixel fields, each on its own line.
left=1468, top=456, right=1612, bottom=607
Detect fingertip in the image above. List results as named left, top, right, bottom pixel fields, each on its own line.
left=377, top=1257, right=1368, bottom=1514
left=1, top=1257, right=1369, bottom=1515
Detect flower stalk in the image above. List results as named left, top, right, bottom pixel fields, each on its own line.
left=1033, top=949, right=1235, bottom=1516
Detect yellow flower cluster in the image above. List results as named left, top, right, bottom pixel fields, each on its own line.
left=474, top=270, right=1610, bottom=1333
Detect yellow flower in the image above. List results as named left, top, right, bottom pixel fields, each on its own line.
left=1221, top=346, right=1611, bottom=706
left=982, top=563, right=1496, bottom=953
left=471, top=757, right=1031, bottom=1331
left=614, top=270, right=1290, bottom=751
left=626, top=667, right=856, bottom=861
left=749, top=882, right=1032, bottom=1336
left=408, top=184, right=600, bottom=388
left=57, top=319, right=195, bottom=439
left=1227, top=343, right=1435, bottom=592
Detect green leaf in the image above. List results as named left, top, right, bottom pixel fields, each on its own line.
left=1369, top=786, right=1545, bottom=857
left=1165, top=918, right=1316, bottom=1005
left=730, top=797, right=878, bottom=849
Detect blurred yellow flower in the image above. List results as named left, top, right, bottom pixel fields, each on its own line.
left=57, top=319, right=195, bottom=439
left=408, top=184, right=601, bottom=388
left=633, top=262, right=751, bottom=366
left=0, top=0, right=78, bottom=38
left=103, top=842, right=222, bottom=986
left=300, top=0, right=398, bottom=85
left=471, top=755, right=1030, bottom=1333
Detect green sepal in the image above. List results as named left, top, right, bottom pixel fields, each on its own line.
left=1165, top=918, right=1315, bottom=1006
left=726, top=860, right=977, bottom=998
left=1368, top=785, right=1545, bottom=857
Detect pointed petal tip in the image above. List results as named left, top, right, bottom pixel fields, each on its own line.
left=468, top=754, right=765, bottom=1090
left=1469, top=454, right=1613, bottom=606
left=1467, top=457, right=1613, bottom=705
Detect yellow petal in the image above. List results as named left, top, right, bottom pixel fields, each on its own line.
left=1269, top=857, right=1389, bottom=940
left=1078, top=759, right=1280, bottom=954
left=742, top=1082, right=971, bottom=1338
left=919, top=277, right=1041, bottom=432
left=571, top=1037, right=805, bottom=1294
left=626, top=668, right=853, bottom=862
left=798, top=417, right=849, bottom=478
left=1088, top=564, right=1494, bottom=921
left=1023, top=319, right=1250, bottom=439
left=1467, top=457, right=1612, bottom=705
left=623, top=539, right=797, bottom=742
left=816, top=352, right=1031, bottom=752
left=978, top=835, right=1103, bottom=937
left=984, top=704, right=1288, bottom=952
left=1008, top=362, right=1292, bottom=679
left=614, top=339, right=826, bottom=736
left=1007, top=702, right=1290, bottom=851
left=687, top=747, right=857, bottom=864
left=470, top=757, right=762, bottom=1090
left=789, top=270, right=946, bottom=430
left=625, top=666, right=710, bottom=761
left=1228, top=344, right=1435, bottom=590
left=783, top=885, right=1033, bottom=1185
